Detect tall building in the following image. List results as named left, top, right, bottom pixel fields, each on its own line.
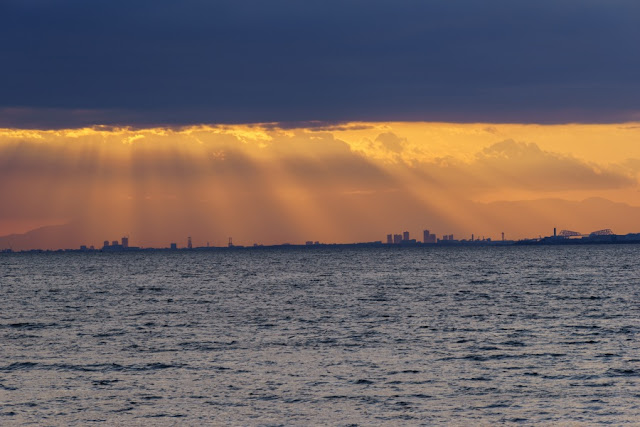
left=393, top=234, right=403, bottom=244
left=403, top=231, right=410, bottom=241
left=423, top=230, right=436, bottom=244
left=187, top=236, right=192, bottom=249
left=103, top=240, right=109, bottom=248
left=386, top=234, right=393, bottom=244
left=121, top=237, right=129, bottom=248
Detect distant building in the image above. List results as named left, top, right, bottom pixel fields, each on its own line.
left=306, top=241, right=314, bottom=245
left=403, top=231, right=410, bottom=241
left=187, top=236, right=192, bottom=249
left=386, top=234, right=393, bottom=244
left=423, top=230, right=436, bottom=244
left=80, top=245, right=87, bottom=251
left=122, top=237, right=129, bottom=248
left=102, top=238, right=126, bottom=251
left=393, top=234, right=403, bottom=244
left=170, top=243, right=177, bottom=250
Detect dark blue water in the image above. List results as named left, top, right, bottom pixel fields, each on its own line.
left=1, top=246, right=639, bottom=424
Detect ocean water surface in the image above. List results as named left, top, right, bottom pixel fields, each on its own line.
left=1, top=246, right=639, bottom=425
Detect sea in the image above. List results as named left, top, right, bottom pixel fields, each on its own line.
left=1, top=245, right=639, bottom=425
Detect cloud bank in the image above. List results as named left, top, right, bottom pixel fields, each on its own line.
left=2, top=1, right=640, bottom=127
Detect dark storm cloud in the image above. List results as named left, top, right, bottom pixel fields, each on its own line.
left=2, top=0, right=640, bottom=127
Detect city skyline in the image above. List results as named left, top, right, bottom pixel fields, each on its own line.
left=4, top=223, right=640, bottom=253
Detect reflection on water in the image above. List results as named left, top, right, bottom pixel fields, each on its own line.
left=1, top=246, right=639, bottom=424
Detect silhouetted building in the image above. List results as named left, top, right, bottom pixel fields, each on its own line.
left=228, top=237, right=234, bottom=247
left=403, top=231, right=410, bottom=241
left=187, top=236, right=192, bottom=249
left=386, top=234, right=393, bottom=244
left=122, top=237, right=129, bottom=248
left=170, top=243, right=177, bottom=250
left=393, top=234, right=403, bottom=244
left=80, top=245, right=87, bottom=251
left=423, top=230, right=436, bottom=244
left=306, top=241, right=313, bottom=245
left=102, top=238, right=126, bottom=251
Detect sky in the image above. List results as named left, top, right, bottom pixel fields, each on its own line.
left=2, top=0, right=640, bottom=126
left=1, top=1, right=640, bottom=248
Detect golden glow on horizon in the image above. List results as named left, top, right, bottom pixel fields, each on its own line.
left=1, top=122, right=640, bottom=249
left=2, top=121, right=640, bottom=162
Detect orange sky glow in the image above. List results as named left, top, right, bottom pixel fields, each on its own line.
left=2, top=122, right=640, bottom=249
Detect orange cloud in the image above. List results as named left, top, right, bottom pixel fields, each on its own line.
left=1, top=122, right=639, bottom=249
